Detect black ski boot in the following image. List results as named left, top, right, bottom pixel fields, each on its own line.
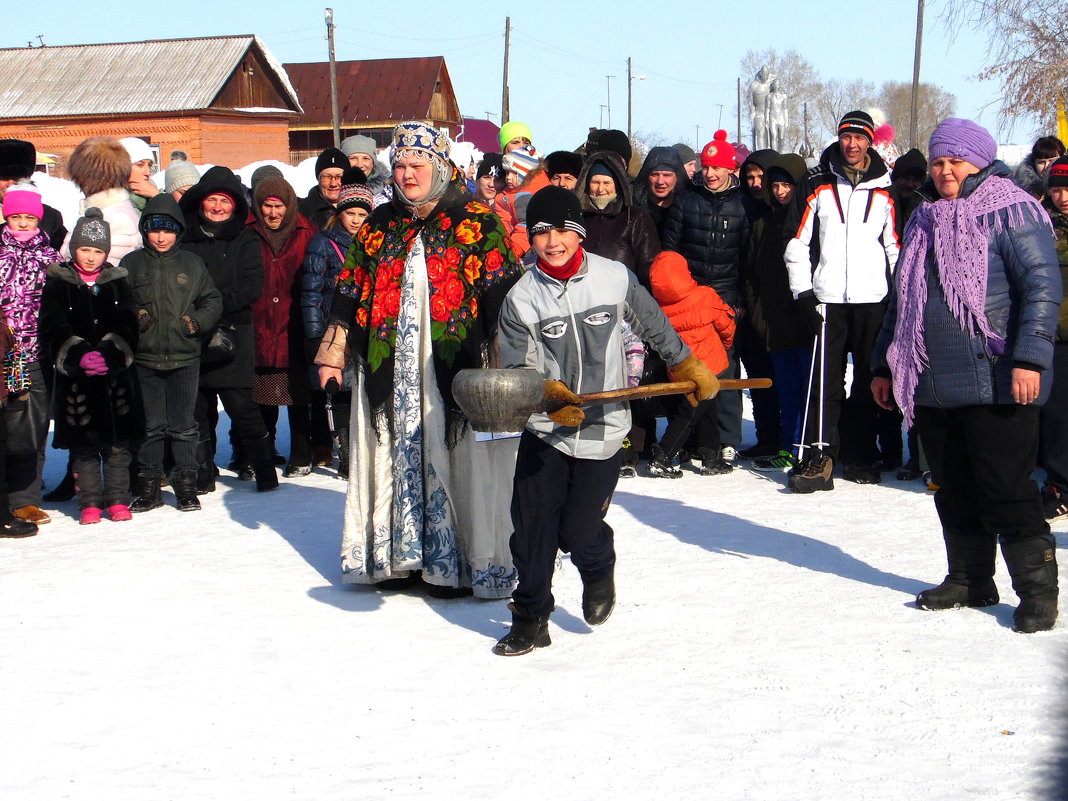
left=493, top=607, right=551, bottom=656
left=172, top=469, right=201, bottom=512
left=195, top=437, right=216, bottom=494
left=246, top=435, right=279, bottom=492
left=129, top=472, right=164, bottom=513
left=1001, top=535, right=1059, bottom=633
left=916, top=528, right=999, bottom=610
left=582, top=573, right=615, bottom=626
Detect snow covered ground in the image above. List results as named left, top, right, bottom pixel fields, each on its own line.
left=2, top=403, right=1066, bottom=801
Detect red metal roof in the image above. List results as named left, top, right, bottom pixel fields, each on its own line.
left=284, top=56, right=459, bottom=128
left=456, top=117, right=502, bottom=154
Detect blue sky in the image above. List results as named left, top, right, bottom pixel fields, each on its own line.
left=9, top=0, right=1032, bottom=151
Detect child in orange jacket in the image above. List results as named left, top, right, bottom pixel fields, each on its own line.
left=648, top=250, right=736, bottom=476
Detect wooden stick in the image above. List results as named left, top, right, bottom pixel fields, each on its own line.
left=575, top=378, right=773, bottom=406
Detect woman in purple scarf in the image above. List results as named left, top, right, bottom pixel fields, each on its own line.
left=871, top=118, right=1062, bottom=634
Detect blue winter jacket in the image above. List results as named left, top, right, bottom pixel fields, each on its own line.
left=873, top=162, right=1062, bottom=409
left=301, top=227, right=353, bottom=341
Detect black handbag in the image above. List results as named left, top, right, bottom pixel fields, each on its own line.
left=4, top=388, right=47, bottom=455
left=202, top=320, right=238, bottom=367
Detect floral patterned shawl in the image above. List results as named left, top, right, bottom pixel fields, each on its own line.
left=331, top=176, right=521, bottom=438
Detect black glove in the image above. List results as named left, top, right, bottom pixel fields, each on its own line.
left=796, top=290, right=824, bottom=337
left=181, top=315, right=199, bottom=336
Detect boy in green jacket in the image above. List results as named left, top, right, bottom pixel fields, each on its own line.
left=121, top=194, right=221, bottom=513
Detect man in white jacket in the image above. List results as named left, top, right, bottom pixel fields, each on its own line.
left=783, top=110, right=900, bottom=492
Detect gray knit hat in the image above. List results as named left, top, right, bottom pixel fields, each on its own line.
left=164, top=161, right=200, bottom=194
left=69, top=207, right=111, bottom=254
left=341, top=134, right=378, bottom=160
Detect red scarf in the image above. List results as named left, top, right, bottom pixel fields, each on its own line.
left=536, top=246, right=584, bottom=281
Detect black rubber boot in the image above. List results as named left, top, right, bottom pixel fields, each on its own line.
left=493, top=608, right=551, bottom=656
left=172, top=469, right=201, bottom=512
left=1001, top=535, right=1059, bottom=633
left=582, top=573, right=616, bottom=626
left=246, top=435, right=279, bottom=492
left=195, top=437, right=216, bottom=495
left=129, top=472, right=164, bottom=513
left=917, top=528, right=999, bottom=610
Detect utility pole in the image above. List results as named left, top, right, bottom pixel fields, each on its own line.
left=627, top=58, right=632, bottom=138
left=737, top=78, right=742, bottom=144
left=501, top=17, right=511, bottom=125
left=606, top=75, right=615, bottom=128
left=909, top=0, right=925, bottom=149
left=695, top=125, right=701, bottom=147
left=325, top=8, right=341, bottom=148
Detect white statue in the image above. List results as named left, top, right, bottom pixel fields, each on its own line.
left=748, top=66, right=775, bottom=150
left=766, top=79, right=788, bottom=152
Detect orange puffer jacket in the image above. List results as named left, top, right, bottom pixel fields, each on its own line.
left=649, top=250, right=735, bottom=375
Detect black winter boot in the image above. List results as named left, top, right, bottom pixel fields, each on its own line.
left=195, top=437, right=216, bottom=495
left=789, top=454, right=834, bottom=493
left=582, top=573, right=615, bottom=626
left=647, top=444, right=681, bottom=478
left=172, top=469, right=201, bottom=512
left=1001, top=535, right=1059, bottom=633
left=129, top=472, right=164, bottom=513
left=916, top=528, right=999, bottom=610
left=493, top=607, right=551, bottom=656
left=246, top=435, right=279, bottom=492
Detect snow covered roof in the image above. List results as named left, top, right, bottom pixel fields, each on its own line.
left=0, top=35, right=301, bottom=118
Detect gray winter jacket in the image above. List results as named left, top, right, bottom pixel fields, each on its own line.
left=497, top=250, right=690, bottom=459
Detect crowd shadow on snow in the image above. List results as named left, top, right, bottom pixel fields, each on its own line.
left=217, top=469, right=384, bottom=613
left=613, top=488, right=931, bottom=599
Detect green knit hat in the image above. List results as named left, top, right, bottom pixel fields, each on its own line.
left=499, top=121, right=533, bottom=152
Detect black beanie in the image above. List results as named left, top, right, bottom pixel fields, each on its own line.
left=891, top=148, right=928, bottom=181
left=837, top=110, right=875, bottom=143
left=315, top=148, right=348, bottom=177
left=545, top=150, right=583, bottom=178
left=597, top=129, right=632, bottom=165
left=476, top=153, right=504, bottom=180
left=0, top=139, right=35, bottom=181
left=526, top=185, right=586, bottom=238
left=1047, top=155, right=1068, bottom=189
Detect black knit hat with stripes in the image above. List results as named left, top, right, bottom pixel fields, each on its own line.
left=838, top=110, right=875, bottom=144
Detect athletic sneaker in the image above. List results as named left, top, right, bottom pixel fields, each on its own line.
left=1042, top=486, right=1068, bottom=522
left=753, top=449, right=798, bottom=472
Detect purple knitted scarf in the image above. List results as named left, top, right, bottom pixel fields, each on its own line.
left=886, top=174, right=1051, bottom=426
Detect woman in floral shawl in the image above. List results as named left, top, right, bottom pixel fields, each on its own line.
left=316, top=121, right=522, bottom=598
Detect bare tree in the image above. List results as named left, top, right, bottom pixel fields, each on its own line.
left=876, top=81, right=956, bottom=152
left=810, top=78, right=877, bottom=146
left=944, top=0, right=1068, bottom=132
left=740, top=49, right=822, bottom=152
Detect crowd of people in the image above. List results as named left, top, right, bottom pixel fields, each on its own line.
left=0, top=106, right=1063, bottom=646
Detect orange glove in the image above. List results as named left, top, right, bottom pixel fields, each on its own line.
left=544, top=379, right=585, bottom=426
left=669, top=355, right=721, bottom=407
